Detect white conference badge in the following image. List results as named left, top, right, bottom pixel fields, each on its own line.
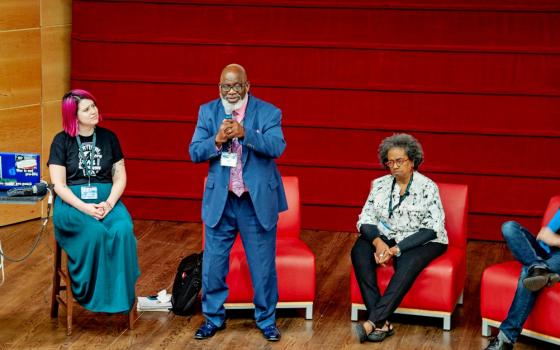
left=81, top=185, right=98, bottom=200
left=220, top=152, right=238, bottom=167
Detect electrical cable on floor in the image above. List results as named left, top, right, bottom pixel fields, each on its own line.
left=0, top=186, right=53, bottom=286
left=0, top=240, right=4, bottom=287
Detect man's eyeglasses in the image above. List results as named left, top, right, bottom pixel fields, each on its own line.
left=385, top=158, right=410, bottom=168
left=219, top=83, right=247, bottom=93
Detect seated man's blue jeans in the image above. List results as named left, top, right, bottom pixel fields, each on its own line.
left=498, top=221, right=560, bottom=343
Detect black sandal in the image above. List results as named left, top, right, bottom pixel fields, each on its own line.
left=354, top=320, right=375, bottom=343
left=367, top=321, right=395, bottom=342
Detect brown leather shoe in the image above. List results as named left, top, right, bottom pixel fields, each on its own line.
left=523, top=267, right=560, bottom=292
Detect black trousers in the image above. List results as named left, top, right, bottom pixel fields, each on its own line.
left=351, top=236, right=447, bottom=325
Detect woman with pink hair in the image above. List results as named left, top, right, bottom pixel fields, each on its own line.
left=47, top=89, right=140, bottom=313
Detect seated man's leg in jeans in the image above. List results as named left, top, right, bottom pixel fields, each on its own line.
left=495, top=221, right=560, bottom=344
left=502, top=221, right=548, bottom=270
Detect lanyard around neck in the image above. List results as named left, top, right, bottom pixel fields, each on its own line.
left=76, top=132, right=97, bottom=185
left=388, top=173, right=413, bottom=218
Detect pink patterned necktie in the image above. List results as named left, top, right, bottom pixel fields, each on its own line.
left=229, top=113, right=246, bottom=196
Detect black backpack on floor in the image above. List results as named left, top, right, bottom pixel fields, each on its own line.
left=171, top=251, right=203, bottom=316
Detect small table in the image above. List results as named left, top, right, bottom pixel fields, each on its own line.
left=0, top=191, right=46, bottom=205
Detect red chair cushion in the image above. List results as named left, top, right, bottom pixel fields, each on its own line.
left=226, top=237, right=315, bottom=302
left=350, top=182, right=468, bottom=314
left=480, top=261, right=560, bottom=339
left=351, top=246, right=465, bottom=312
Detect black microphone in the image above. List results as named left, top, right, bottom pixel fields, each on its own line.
left=224, top=114, right=233, bottom=148
left=7, top=182, right=48, bottom=197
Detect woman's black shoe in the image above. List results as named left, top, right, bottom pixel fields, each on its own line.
left=354, top=323, right=368, bottom=343
left=367, top=322, right=395, bottom=342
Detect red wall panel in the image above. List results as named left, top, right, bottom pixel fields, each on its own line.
left=80, top=80, right=560, bottom=137
left=74, top=1, right=560, bottom=53
left=103, top=118, right=560, bottom=180
left=72, top=0, right=560, bottom=240
left=73, top=41, right=560, bottom=96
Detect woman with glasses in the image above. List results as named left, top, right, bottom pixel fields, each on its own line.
left=48, top=89, right=140, bottom=314
left=352, top=133, right=448, bottom=343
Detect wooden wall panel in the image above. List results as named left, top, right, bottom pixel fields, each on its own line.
left=40, top=0, right=71, bottom=26
left=0, top=0, right=39, bottom=31
left=0, top=0, right=70, bottom=225
left=40, top=101, right=64, bottom=217
left=42, top=101, right=63, bottom=176
left=41, top=25, right=71, bottom=101
left=0, top=106, right=42, bottom=226
left=40, top=0, right=71, bottom=220
left=0, top=30, right=41, bottom=109
left=0, top=106, right=42, bottom=153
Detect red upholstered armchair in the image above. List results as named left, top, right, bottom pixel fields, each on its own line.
left=202, top=176, right=315, bottom=319
left=350, top=183, right=468, bottom=330
left=481, top=195, right=560, bottom=346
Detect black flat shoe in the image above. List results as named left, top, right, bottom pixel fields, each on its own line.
left=354, top=323, right=368, bottom=343
left=367, top=322, right=395, bottom=342
left=260, top=324, right=281, bottom=341
left=484, top=336, right=513, bottom=350
left=194, top=320, right=226, bottom=339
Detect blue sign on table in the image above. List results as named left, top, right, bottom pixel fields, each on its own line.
left=0, top=152, right=41, bottom=190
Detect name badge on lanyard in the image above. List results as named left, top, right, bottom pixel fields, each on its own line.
left=77, top=132, right=98, bottom=200
left=220, top=152, right=238, bottom=167
left=388, top=173, right=414, bottom=218
left=81, top=185, right=98, bottom=200
left=220, top=115, right=242, bottom=168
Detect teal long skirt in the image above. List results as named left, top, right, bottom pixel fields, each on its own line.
left=53, top=183, right=140, bottom=313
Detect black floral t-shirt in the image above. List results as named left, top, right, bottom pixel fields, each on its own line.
left=47, top=127, right=124, bottom=186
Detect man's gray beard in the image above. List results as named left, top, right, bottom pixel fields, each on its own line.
left=220, top=95, right=247, bottom=115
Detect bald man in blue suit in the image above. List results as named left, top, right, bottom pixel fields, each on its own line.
left=189, top=64, right=287, bottom=342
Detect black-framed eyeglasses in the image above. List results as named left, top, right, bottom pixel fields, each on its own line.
left=219, top=83, right=247, bottom=93
left=385, top=158, right=410, bottom=168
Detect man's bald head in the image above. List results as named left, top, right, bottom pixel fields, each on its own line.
left=220, top=64, right=248, bottom=82
left=219, top=63, right=250, bottom=103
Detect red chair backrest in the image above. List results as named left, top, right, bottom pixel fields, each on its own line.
left=277, top=176, right=301, bottom=239
left=201, top=176, right=301, bottom=242
left=542, top=195, right=560, bottom=227
left=437, top=183, right=468, bottom=249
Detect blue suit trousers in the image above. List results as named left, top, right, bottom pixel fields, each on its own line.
left=202, top=192, right=278, bottom=329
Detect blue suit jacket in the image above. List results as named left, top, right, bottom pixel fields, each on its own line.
left=189, top=95, right=288, bottom=231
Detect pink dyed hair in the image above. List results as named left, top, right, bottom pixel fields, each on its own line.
left=61, top=89, right=102, bottom=137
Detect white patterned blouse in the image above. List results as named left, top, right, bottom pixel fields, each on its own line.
left=357, top=171, right=448, bottom=245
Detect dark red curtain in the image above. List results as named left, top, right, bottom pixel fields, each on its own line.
left=71, top=0, right=560, bottom=240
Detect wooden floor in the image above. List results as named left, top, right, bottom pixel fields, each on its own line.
left=0, top=219, right=557, bottom=350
